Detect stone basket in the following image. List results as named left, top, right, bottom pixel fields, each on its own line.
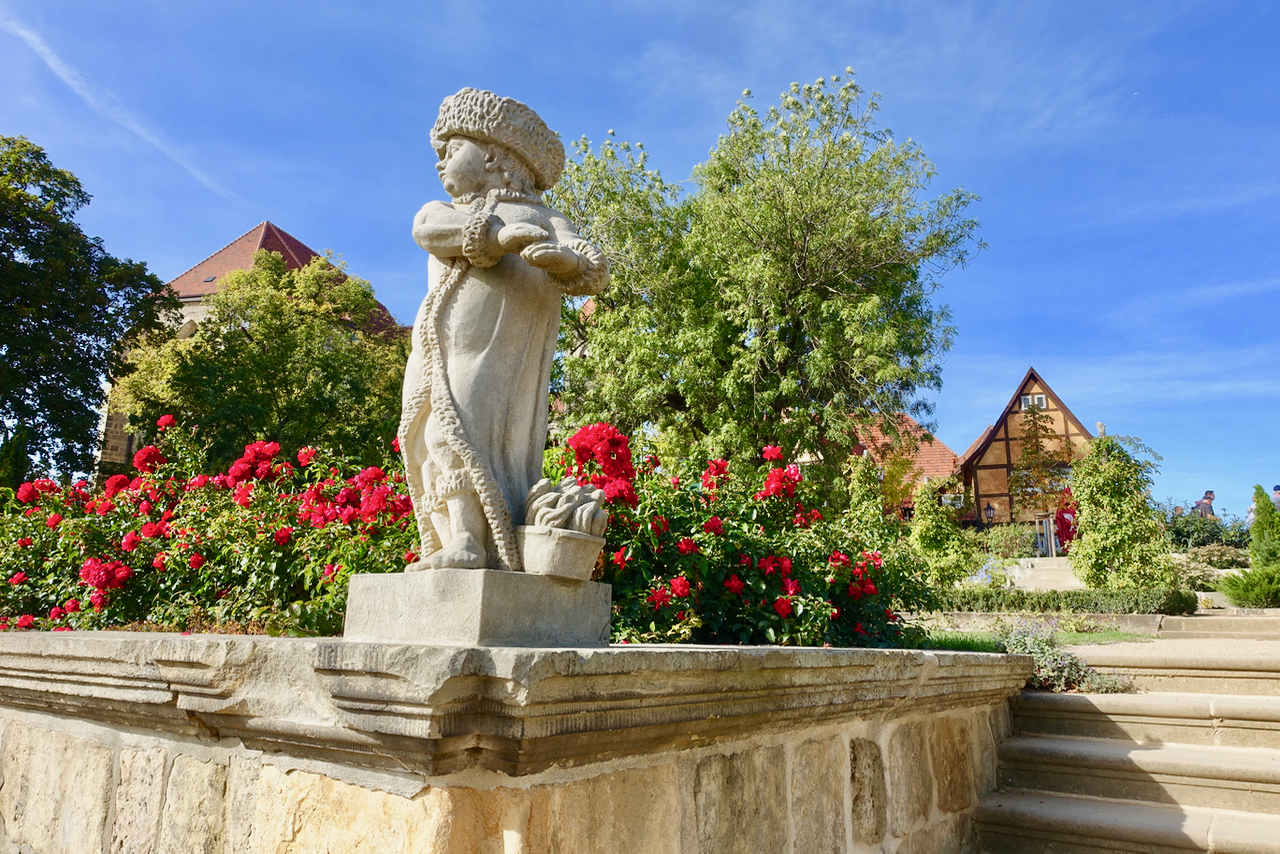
left=516, top=526, right=605, bottom=581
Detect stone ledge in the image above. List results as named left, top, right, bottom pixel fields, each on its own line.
left=0, top=632, right=1030, bottom=776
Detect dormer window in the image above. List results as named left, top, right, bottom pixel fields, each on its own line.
left=1020, top=393, right=1046, bottom=410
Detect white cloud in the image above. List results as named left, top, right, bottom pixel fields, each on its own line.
left=0, top=13, right=238, bottom=201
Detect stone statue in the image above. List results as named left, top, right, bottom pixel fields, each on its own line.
left=399, top=88, right=610, bottom=574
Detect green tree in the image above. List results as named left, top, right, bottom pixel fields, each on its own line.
left=1069, top=435, right=1175, bottom=589
left=548, top=71, right=981, bottom=490
left=0, top=135, right=179, bottom=475
left=1249, top=484, right=1280, bottom=570
left=115, top=250, right=407, bottom=470
left=1218, top=484, right=1280, bottom=608
left=1009, top=404, right=1071, bottom=517
left=907, top=476, right=979, bottom=587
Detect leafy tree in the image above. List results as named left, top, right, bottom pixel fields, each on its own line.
left=1009, top=404, right=1072, bottom=517
left=1069, top=435, right=1175, bottom=589
left=0, top=135, right=179, bottom=476
left=548, top=71, right=981, bottom=491
left=114, top=250, right=407, bottom=470
left=1248, top=484, right=1280, bottom=570
left=1219, top=490, right=1280, bottom=607
left=907, top=475, right=979, bottom=587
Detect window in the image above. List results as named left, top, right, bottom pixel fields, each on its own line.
left=1020, top=393, right=1046, bottom=410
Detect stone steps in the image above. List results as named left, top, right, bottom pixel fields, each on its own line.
left=1013, top=691, right=1280, bottom=747
left=977, top=624, right=1280, bottom=852
left=1158, top=615, right=1280, bottom=636
left=1077, top=651, right=1280, bottom=695
left=997, top=735, right=1280, bottom=813
left=975, top=791, right=1280, bottom=854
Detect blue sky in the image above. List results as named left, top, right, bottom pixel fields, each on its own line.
left=3, top=0, right=1276, bottom=515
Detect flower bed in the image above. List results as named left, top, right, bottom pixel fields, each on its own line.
left=1, top=419, right=914, bottom=646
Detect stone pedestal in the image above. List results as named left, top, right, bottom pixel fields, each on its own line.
left=343, top=569, right=611, bottom=647
left=0, top=632, right=1031, bottom=852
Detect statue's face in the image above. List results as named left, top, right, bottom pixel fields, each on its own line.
left=437, top=137, right=497, bottom=199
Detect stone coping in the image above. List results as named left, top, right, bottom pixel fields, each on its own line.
left=0, top=632, right=1029, bottom=776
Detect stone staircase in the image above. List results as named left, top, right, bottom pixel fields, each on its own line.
left=1007, top=557, right=1087, bottom=591
left=974, top=622, right=1280, bottom=852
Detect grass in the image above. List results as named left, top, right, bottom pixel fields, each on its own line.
left=915, top=627, right=1153, bottom=653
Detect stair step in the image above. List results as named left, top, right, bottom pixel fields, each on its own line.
left=1014, top=691, right=1280, bottom=748
left=998, top=735, right=1280, bottom=813
left=975, top=791, right=1280, bottom=853
left=1160, top=615, right=1280, bottom=634
left=1156, top=631, right=1280, bottom=639
left=1076, top=650, right=1280, bottom=695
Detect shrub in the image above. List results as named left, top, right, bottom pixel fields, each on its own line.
left=982, top=524, right=1037, bottom=560
left=933, top=587, right=1197, bottom=615
left=907, top=476, right=980, bottom=588
left=577, top=430, right=925, bottom=647
left=1250, top=485, right=1280, bottom=571
left=0, top=420, right=415, bottom=635
left=1071, top=435, right=1175, bottom=589
left=1219, top=566, right=1280, bottom=609
left=999, top=620, right=1129, bottom=693
left=1186, top=544, right=1249, bottom=569
left=1165, top=505, right=1250, bottom=550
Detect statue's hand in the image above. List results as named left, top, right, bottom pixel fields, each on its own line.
left=497, top=222, right=549, bottom=253
left=521, top=241, right=586, bottom=276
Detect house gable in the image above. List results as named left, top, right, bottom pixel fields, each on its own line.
left=955, top=367, right=1092, bottom=524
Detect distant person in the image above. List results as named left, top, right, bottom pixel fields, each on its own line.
left=1055, top=488, right=1077, bottom=554
left=1193, top=490, right=1215, bottom=518
left=1272, top=485, right=1280, bottom=511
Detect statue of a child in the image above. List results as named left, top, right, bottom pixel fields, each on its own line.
left=399, top=88, right=609, bottom=572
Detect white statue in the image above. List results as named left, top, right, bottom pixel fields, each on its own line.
left=399, top=88, right=610, bottom=572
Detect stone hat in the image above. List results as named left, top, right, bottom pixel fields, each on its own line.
left=431, top=88, right=565, bottom=191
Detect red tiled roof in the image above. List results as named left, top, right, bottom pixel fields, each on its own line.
left=168, top=222, right=318, bottom=299
left=852, top=414, right=960, bottom=481
left=167, top=222, right=404, bottom=336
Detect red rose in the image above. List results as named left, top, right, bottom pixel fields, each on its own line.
left=15, top=482, right=37, bottom=503
left=104, top=474, right=132, bottom=500
left=188, top=553, right=205, bottom=570
left=724, top=574, right=745, bottom=594
left=132, top=445, right=168, bottom=473
left=121, top=531, right=142, bottom=552
left=49, top=606, right=64, bottom=620
left=702, top=516, right=724, bottom=536
left=64, top=598, right=80, bottom=613
left=782, top=578, right=801, bottom=596
left=155, top=414, right=177, bottom=431
left=16, top=538, right=32, bottom=548
left=773, top=597, right=794, bottom=618
left=8, top=572, right=26, bottom=585
left=677, top=537, right=700, bottom=555
left=272, top=527, right=293, bottom=546
left=646, top=585, right=672, bottom=610
left=152, top=553, right=167, bottom=570
left=762, top=445, right=783, bottom=461
left=16, top=615, right=34, bottom=629
left=297, top=447, right=317, bottom=466
left=391, top=436, right=401, bottom=453
left=90, top=591, right=107, bottom=611
left=46, top=512, right=62, bottom=528
left=611, top=547, right=628, bottom=569
left=404, top=550, right=419, bottom=563
left=670, top=575, right=691, bottom=597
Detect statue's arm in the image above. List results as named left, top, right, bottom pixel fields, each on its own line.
left=413, top=201, right=552, bottom=269
left=524, top=215, right=610, bottom=296
left=411, top=202, right=469, bottom=259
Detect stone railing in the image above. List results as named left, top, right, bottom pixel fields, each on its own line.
left=0, top=632, right=1029, bottom=852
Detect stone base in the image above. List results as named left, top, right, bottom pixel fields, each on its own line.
left=0, top=633, right=1031, bottom=852
left=343, top=569, right=611, bottom=647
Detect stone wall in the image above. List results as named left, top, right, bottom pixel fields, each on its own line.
left=0, top=633, right=1028, bottom=853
